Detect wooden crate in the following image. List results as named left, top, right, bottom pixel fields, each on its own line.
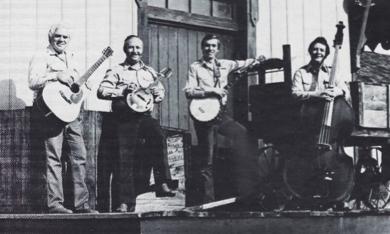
left=350, top=82, right=390, bottom=129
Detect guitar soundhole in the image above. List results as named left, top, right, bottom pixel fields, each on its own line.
left=70, top=83, right=80, bottom=93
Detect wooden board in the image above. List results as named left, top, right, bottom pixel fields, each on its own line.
left=351, top=82, right=389, bottom=129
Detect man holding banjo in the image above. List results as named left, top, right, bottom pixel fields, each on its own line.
left=184, top=34, right=266, bottom=205
left=97, top=35, right=176, bottom=212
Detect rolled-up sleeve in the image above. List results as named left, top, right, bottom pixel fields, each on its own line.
left=233, top=58, right=256, bottom=71
left=184, top=64, right=206, bottom=98
left=97, top=69, right=124, bottom=99
left=28, top=54, right=58, bottom=90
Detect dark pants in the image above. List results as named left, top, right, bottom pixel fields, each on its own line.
left=97, top=112, right=172, bottom=211
left=31, top=103, right=89, bottom=210
left=193, top=113, right=261, bottom=204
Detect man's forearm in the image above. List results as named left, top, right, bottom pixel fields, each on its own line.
left=97, top=86, right=125, bottom=100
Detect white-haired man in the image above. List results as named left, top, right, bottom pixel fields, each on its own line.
left=28, top=23, right=97, bottom=214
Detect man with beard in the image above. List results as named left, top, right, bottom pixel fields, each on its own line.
left=97, top=35, right=176, bottom=213
left=28, top=23, right=97, bottom=214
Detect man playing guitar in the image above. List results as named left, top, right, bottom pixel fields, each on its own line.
left=97, top=35, right=176, bottom=213
left=184, top=34, right=266, bottom=205
left=28, top=23, right=97, bottom=214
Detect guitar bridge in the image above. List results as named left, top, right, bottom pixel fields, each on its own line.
left=59, top=90, right=72, bottom=104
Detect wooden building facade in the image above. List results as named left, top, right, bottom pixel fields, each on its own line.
left=0, top=0, right=352, bottom=212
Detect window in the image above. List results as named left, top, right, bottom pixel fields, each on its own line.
left=149, top=0, right=235, bottom=20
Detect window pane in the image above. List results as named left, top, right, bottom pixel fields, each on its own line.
left=212, top=0, right=233, bottom=19
left=191, top=0, right=211, bottom=16
left=149, top=0, right=166, bottom=8
left=168, top=0, right=189, bottom=12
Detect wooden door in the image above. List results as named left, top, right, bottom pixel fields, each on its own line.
left=143, top=0, right=242, bottom=131
left=148, top=24, right=236, bottom=130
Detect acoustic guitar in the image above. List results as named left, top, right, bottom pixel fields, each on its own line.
left=36, top=47, right=113, bottom=123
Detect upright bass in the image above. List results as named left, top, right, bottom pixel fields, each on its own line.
left=283, top=22, right=355, bottom=207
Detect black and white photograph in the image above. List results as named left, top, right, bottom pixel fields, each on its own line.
left=1, top=0, right=390, bottom=233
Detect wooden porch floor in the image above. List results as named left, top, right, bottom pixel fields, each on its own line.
left=2, top=209, right=390, bottom=234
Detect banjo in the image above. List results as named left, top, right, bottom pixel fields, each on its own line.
left=189, top=60, right=260, bottom=122
left=125, top=67, right=172, bottom=112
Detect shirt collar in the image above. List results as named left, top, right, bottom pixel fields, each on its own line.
left=199, top=58, right=221, bottom=70
left=304, top=62, right=329, bottom=74
left=46, top=45, right=67, bottom=56
left=120, top=60, right=146, bottom=71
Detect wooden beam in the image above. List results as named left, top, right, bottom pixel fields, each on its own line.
left=147, top=6, right=239, bottom=32
left=137, top=0, right=150, bottom=64
left=233, top=0, right=258, bottom=125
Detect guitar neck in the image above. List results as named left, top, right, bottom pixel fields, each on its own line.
left=75, top=55, right=109, bottom=86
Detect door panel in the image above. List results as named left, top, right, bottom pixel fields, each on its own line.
left=148, top=23, right=236, bottom=130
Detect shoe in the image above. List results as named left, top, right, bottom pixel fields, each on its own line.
left=48, top=206, right=73, bottom=214
left=155, top=183, right=176, bottom=197
left=115, top=203, right=135, bottom=213
left=75, top=204, right=99, bottom=214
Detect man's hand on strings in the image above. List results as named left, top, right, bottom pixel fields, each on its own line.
left=319, top=87, right=344, bottom=101
left=211, top=87, right=228, bottom=98
left=57, top=70, right=76, bottom=86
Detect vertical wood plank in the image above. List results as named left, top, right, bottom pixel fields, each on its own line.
left=81, top=111, right=103, bottom=209
left=62, top=0, right=87, bottom=72
left=158, top=25, right=170, bottom=127
left=187, top=29, right=198, bottom=145
left=269, top=0, right=287, bottom=83
left=257, top=0, right=271, bottom=58
left=335, top=0, right=352, bottom=83
left=36, top=0, right=62, bottom=49
left=111, top=0, right=138, bottom=66
left=84, top=0, right=111, bottom=112
left=168, top=27, right=179, bottom=128
left=9, top=0, right=35, bottom=109
left=0, top=0, right=11, bottom=110
left=286, top=0, right=305, bottom=73
left=197, top=31, right=206, bottom=61
left=149, top=24, right=160, bottom=119
left=270, top=0, right=288, bottom=58
left=177, top=28, right=189, bottom=130
left=303, top=0, right=321, bottom=57
left=0, top=109, right=34, bottom=212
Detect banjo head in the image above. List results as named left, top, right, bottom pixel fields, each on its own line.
left=189, top=98, right=221, bottom=122
left=126, top=91, right=154, bottom=112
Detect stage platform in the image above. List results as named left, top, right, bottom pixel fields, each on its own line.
left=2, top=209, right=390, bottom=234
